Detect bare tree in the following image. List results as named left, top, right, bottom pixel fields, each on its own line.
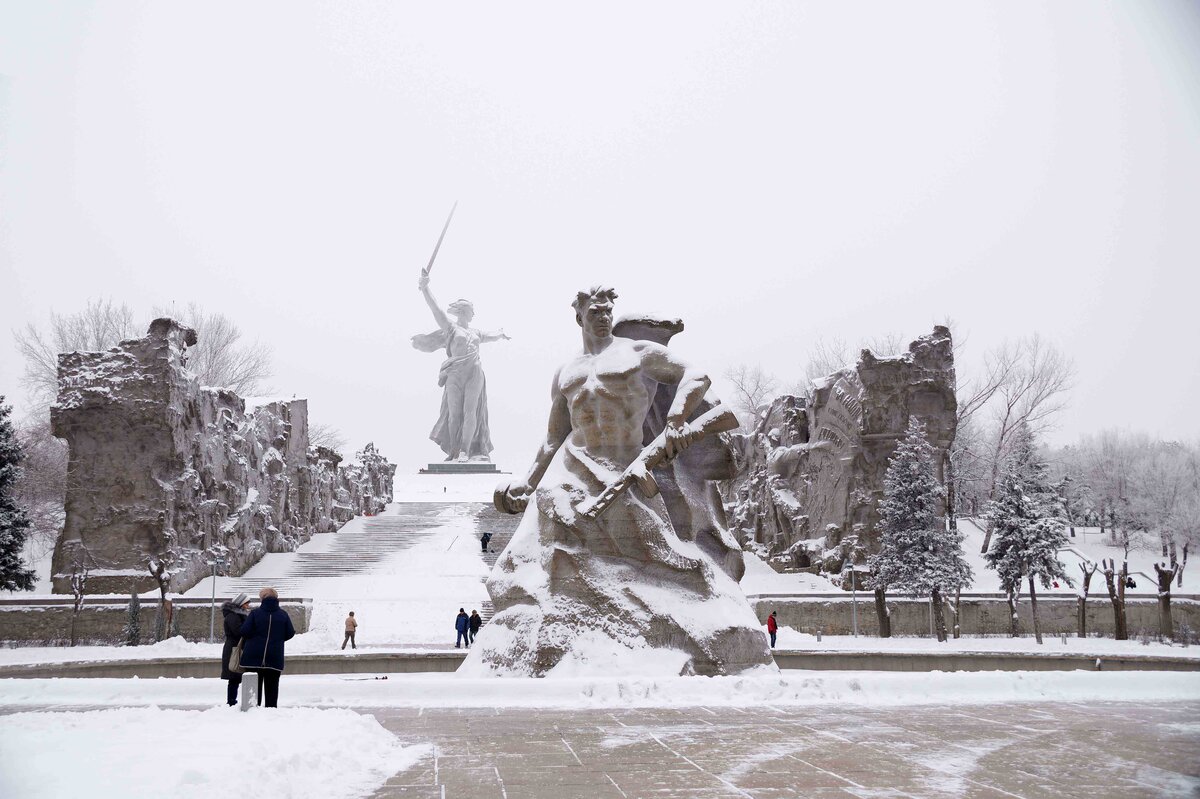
left=723, top=365, right=779, bottom=430
left=1076, top=561, right=1097, bottom=638
left=155, top=302, right=273, bottom=394
left=802, top=334, right=905, bottom=387
left=12, top=417, right=68, bottom=559
left=13, top=299, right=140, bottom=413
left=978, top=335, right=1076, bottom=552
left=309, top=422, right=348, bottom=454
left=64, top=543, right=96, bottom=646
left=1101, top=557, right=1129, bottom=641
left=1154, top=560, right=1181, bottom=640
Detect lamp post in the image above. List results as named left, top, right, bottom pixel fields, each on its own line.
left=208, top=558, right=227, bottom=643
left=851, top=564, right=858, bottom=638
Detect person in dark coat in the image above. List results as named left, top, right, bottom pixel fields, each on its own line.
left=455, top=608, right=470, bottom=648
left=220, top=593, right=251, bottom=706
left=766, top=610, right=778, bottom=649
left=480, top=532, right=492, bottom=552
left=239, top=587, right=296, bottom=708
left=468, top=609, right=483, bottom=644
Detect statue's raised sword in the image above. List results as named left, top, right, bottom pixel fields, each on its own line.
left=422, top=201, right=458, bottom=277
left=576, top=404, right=740, bottom=520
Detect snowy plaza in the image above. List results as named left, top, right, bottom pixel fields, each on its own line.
left=3, top=3, right=1200, bottom=798
left=3, top=482, right=1198, bottom=797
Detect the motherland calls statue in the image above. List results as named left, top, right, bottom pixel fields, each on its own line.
left=462, top=286, right=775, bottom=677
left=410, top=207, right=509, bottom=464
left=412, top=272, right=508, bottom=462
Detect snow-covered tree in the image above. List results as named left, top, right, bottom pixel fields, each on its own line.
left=869, top=417, right=971, bottom=642
left=985, top=424, right=1072, bottom=644
left=0, top=397, right=37, bottom=592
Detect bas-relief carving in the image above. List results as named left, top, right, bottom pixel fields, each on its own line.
left=729, top=326, right=957, bottom=571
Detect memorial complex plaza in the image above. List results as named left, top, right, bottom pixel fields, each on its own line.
left=2, top=4, right=1199, bottom=799
left=1, top=473, right=1197, bottom=798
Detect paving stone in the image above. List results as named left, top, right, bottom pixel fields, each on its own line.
left=361, top=701, right=1200, bottom=798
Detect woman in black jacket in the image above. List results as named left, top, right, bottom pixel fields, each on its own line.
left=220, top=593, right=251, bottom=706
left=239, top=587, right=296, bottom=708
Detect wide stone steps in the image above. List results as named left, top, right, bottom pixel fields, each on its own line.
left=222, top=503, right=459, bottom=593
left=220, top=502, right=521, bottom=607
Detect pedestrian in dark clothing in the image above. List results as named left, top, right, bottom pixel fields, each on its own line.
left=455, top=608, right=470, bottom=648
left=766, top=611, right=778, bottom=649
left=480, top=532, right=492, bottom=552
left=220, top=592, right=251, bottom=706
left=239, top=587, right=296, bottom=708
left=469, top=609, right=483, bottom=644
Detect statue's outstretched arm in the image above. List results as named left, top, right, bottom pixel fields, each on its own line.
left=418, top=273, right=452, bottom=331
left=479, top=328, right=510, bottom=343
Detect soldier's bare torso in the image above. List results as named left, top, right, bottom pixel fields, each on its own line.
left=556, top=338, right=652, bottom=460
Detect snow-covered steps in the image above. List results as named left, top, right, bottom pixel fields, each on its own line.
left=217, top=504, right=467, bottom=595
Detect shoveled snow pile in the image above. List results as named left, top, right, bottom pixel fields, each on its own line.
left=0, top=706, right=427, bottom=799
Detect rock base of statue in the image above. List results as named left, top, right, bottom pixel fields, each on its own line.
left=419, top=462, right=500, bottom=474
left=460, top=460, right=777, bottom=678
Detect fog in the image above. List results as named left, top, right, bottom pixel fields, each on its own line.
left=2, top=2, right=1198, bottom=471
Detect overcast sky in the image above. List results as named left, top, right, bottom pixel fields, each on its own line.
left=1, top=2, right=1198, bottom=472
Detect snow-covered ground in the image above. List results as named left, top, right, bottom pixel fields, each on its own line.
left=771, top=627, right=1200, bottom=658
left=0, top=670, right=1196, bottom=710
left=3, top=627, right=1195, bottom=666
left=0, top=705, right=427, bottom=799
left=185, top=502, right=492, bottom=650
left=392, top=470, right=507, bottom=502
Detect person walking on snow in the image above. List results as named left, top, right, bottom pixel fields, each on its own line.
left=766, top=611, right=778, bottom=649
left=455, top=608, right=470, bottom=648
left=342, top=611, right=358, bottom=650
left=469, top=609, right=483, bottom=644
left=480, top=532, right=493, bottom=552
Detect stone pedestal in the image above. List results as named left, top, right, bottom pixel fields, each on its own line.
left=420, top=462, right=501, bottom=474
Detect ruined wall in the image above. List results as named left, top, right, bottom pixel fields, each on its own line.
left=728, top=326, right=956, bottom=569
left=49, top=319, right=396, bottom=594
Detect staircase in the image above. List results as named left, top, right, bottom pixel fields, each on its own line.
left=220, top=504, right=457, bottom=596
left=473, top=503, right=521, bottom=622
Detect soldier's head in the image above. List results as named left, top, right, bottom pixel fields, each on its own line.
left=448, top=299, right=475, bottom=324
left=573, top=286, right=617, bottom=337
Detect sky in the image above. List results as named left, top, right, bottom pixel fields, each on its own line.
left=1, top=2, right=1198, bottom=472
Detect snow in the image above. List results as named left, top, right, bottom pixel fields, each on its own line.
left=0, top=670, right=1194, bottom=710
left=0, top=705, right=427, bottom=799
left=739, top=517, right=1189, bottom=597
left=186, top=502, right=492, bottom=650
left=770, top=627, right=1200, bottom=658
left=392, top=470, right=507, bottom=502
left=2, top=628, right=1194, bottom=668
left=242, top=395, right=298, bottom=412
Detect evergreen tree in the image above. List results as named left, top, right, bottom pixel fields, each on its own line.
left=0, top=397, right=37, bottom=592
left=985, top=423, right=1072, bottom=644
left=869, top=417, right=971, bottom=642
left=123, top=590, right=141, bottom=646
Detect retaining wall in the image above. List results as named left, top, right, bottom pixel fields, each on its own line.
left=0, top=597, right=312, bottom=646
left=752, top=595, right=1200, bottom=638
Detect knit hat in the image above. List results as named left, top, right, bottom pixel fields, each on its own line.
left=231, top=593, right=250, bottom=607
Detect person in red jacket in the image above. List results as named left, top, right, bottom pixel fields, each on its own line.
left=766, top=611, right=778, bottom=649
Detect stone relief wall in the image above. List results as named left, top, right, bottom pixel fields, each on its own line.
left=728, top=326, right=956, bottom=572
left=48, top=318, right=396, bottom=595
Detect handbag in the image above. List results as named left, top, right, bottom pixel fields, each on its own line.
left=228, top=639, right=245, bottom=674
